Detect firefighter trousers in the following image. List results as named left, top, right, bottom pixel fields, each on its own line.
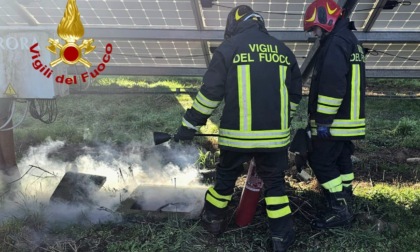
left=204, top=149, right=293, bottom=235
left=308, top=139, right=355, bottom=192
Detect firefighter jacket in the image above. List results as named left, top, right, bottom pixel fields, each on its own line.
left=308, top=18, right=366, bottom=140
left=183, top=20, right=302, bottom=152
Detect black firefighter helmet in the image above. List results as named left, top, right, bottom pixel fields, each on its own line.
left=224, top=5, right=265, bottom=39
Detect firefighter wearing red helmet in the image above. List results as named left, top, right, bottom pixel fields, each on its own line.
left=303, top=0, right=366, bottom=229
left=174, top=5, right=302, bottom=251
left=304, top=0, right=342, bottom=33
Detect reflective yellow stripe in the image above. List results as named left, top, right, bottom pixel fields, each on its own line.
left=351, top=64, right=361, bottom=120
left=330, top=128, right=365, bottom=136
left=218, top=137, right=290, bottom=149
left=341, top=173, right=355, bottom=182
left=219, top=128, right=290, bottom=139
left=238, top=65, right=252, bottom=131
left=196, top=91, right=220, bottom=108
left=310, top=119, right=365, bottom=137
left=182, top=118, right=199, bottom=130
left=317, top=104, right=339, bottom=115
left=206, top=193, right=229, bottom=209
left=290, top=102, right=297, bottom=117
left=310, top=119, right=365, bottom=127
left=209, top=187, right=232, bottom=201
left=318, top=95, right=343, bottom=106
left=311, top=127, right=365, bottom=137
left=192, top=100, right=214, bottom=115
left=279, top=65, right=288, bottom=129
left=265, top=196, right=289, bottom=206
left=322, top=177, right=342, bottom=193
left=310, top=128, right=316, bottom=135
left=219, top=137, right=290, bottom=149
left=205, top=187, right=232, bottom=209
left=290, top=102, right=298, bottom=111
left=331, top=119, right=365, bottom=127
left=266, top=206, right=291, bottom=218
left=218, top=128, right=291, bottom=148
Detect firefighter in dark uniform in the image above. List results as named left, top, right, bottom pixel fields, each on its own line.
left=174, top=5, right=302, bottom=251
left=303, top=0, right=366, bottom=229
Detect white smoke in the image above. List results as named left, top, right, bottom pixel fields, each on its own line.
left=0, top=138, right=205, bottom=226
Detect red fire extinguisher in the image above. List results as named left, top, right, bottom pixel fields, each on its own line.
left=235, top=158, right=264, bottom=227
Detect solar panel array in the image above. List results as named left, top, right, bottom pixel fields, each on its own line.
left=0, top=0, right=419, bottom=78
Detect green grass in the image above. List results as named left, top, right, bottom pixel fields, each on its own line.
left=365, top=98, right=420, bottom=149
left=14, top=93, right=187, bottom=153
left=1, top=184, right=418, bottom=252
left=2, top=78, right=420, bottom=252
left=367, top=78, right=420, bottom=91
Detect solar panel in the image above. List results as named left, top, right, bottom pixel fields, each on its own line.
left=0, top=0, right=418, bottom=77
left=365, top=43, right=420, bottom=69
left=202, top=0, right=313, bottom=30
left=84, top=40, right=206, bottom=68
left=0, top=4, right=28, bottom=25
left=371, top=2, right=420, bottom=31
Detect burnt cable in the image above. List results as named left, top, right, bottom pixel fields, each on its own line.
left=29, top=99, right=58, bottom=124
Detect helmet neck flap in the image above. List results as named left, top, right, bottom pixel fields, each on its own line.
left=224, top=5, right=265, bottom=39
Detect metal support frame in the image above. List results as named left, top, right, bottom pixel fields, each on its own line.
left=299, top=39, right=319, bottom=86
left=191, top=0, right=211, bottom=67
left=0, top=26, right=417, bottom=43
left=83, top=29, right=420, bottom=43
left=1, top=0, right=418, bottom=79
left=68, top=66, right=207, bottom=77
left=68, top=66, right=420, bottom=79
left=0, top=99, right=19, bottom=186
left=10, top=2, right=38, bottom=26
left=363, top=0, right=388, bottom=32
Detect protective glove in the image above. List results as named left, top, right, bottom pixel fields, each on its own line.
left=173, top=125, right=196, bottom=142
left=316, top=125, right=331, bottom=139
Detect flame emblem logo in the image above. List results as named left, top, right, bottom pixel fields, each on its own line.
left=47, top=0, right=95, bottom=67
left=306, top=8, right=317, bottom=22
left=327, top=3, right=338, bottom=15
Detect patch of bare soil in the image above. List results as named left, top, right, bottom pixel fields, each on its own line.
left=284, top=146, right=420, bottom=186
left=353, top=147, right=420, bottom=185
left=365, top=87, right=420, bottom=98
left=304, top=86, right=420, bottom=98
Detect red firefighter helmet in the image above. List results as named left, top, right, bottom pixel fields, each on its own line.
left=304, top=0, right=342, bottom=33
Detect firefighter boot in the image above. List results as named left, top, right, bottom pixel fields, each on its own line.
left=321, top=188, right=332, bottom=210
left=272, top=230, right=295, bottom=252
left=311, top=191, right=353, bottom=229
left=200, top=208, right=228, bottom=236
left=271, top=216, right=295, bottom=252
left=343, top=185, right=354, bottom=209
